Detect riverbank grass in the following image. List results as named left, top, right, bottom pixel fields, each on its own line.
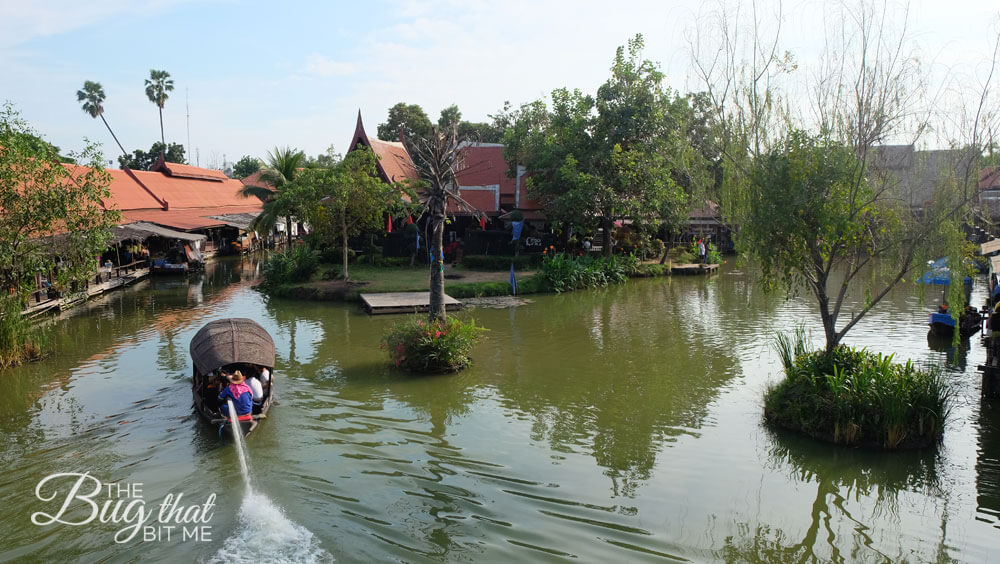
left=764, top=335, right=951, bottom=449
left=1, top=298, right=42, bottom=369
left=381, top=316, right=487, bottom=373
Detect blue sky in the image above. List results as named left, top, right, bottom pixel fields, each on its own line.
left=2, top=0, right=997, bottom=169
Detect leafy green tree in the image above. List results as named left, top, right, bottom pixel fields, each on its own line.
left=509, top=35, right=701, bottom=255
left=144, top=69, right=174, bottom=148
left=377, top=103, right=433, bottom=144
left=118, top=142, right=186, bottom=170
left=303, top=148, right=399, bottom=280
left=76, top=80, right=128, bottom=158
left=304, top=145, right=341, bottom=169
left=0, top=104, right=121, bottom=363
left=240, top=147, right=306, bottom=246
left=232, top=155, right=261, bottom=179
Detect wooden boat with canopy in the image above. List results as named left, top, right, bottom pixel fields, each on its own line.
left=189, top=318, right=275, bottom=435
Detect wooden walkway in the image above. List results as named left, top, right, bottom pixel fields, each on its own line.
left=671, top=263, right=720, bottom=275
left=360, top=292, right=463, bottom=315
left=22, top=267, right=150, bottom=318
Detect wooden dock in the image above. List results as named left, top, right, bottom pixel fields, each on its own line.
left=671, top=263, right=720, bottom=275
left=360, top=292, right=463, bottom=315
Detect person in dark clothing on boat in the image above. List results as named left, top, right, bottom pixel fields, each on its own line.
left=219, top=370, right=253, bottom=418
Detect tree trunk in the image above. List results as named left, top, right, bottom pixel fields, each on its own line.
left=100, top=114, right=128, bottom=158
left=340, top=209, right=349, bottom=281
left=602, top=217, right=613, bottom=257
left=428, top=192, right=446, bottom=322
left=158, top=107, right=165, bottom=149
left=285, top=216, right=293, bottom=248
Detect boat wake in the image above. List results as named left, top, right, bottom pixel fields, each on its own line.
left=205, top=400, right=332, bottom=563
left=206, top=491, right=331, bottom=564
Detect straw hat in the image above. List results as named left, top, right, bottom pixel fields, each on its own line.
left=228, top=370, right=245, bottom=383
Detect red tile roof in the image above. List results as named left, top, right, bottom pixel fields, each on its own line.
left=349, top=112, right=420, bottom=184
left=122, top=205, right=265, bottom=231
left=152, top=159, right=228, bottom=181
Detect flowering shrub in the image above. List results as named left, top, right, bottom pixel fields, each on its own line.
left=381, top=317, right=487, bottom=373
left=539, top=252, right=638, bottom=293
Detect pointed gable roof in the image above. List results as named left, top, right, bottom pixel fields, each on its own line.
left=349, top=111, right=419, bottom=184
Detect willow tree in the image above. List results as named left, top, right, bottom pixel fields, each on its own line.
left=144, top=69, right=174, bottom=148
left=692, top=0, right=997, bottom=351
left=76, top=80, right=127, bottom=158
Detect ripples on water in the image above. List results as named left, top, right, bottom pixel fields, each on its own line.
left=2, top=259, right=1000, bottom=562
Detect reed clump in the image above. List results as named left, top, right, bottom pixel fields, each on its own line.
left=0, top=298, right=42, bottom=369
left=764, top=331, right=951, bottom=449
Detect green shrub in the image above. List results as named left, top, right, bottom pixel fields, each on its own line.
left=650, top=238, right=666, bottom=260
left=539, top=252, right=639, bottom=293
left=462, top=254, right=541, bottom=270
left=765, top=336, right=952, bottom=449
left=318, top=246, right=356, bottom=264
left=667, top=246, right=695, bottom=264
left=381, top=316, right=487, bottom=373
left=263, top=244, right=320, bottom=285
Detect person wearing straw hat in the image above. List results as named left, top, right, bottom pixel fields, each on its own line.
left=218, top=370, right=253, bottom=418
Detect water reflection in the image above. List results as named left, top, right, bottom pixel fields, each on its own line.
left=719, top=426, right=949, bottom=563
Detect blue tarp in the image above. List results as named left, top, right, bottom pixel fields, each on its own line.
left=917, top=257, right=972, bottom=286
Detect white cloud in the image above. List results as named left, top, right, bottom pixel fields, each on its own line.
left=303, top=54, right=357, bottom=77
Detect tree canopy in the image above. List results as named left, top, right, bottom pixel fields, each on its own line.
left=505, top=35, right=705, bottom=253
left=118, top=142, right=186, bottom=170
left=232, top=155, right=261, bottom=179
left=302, top=147, right=402, bottom=280
left=0, top=103, right=121, bottom=302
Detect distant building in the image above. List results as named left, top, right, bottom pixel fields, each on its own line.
left=871, top=145, right=976, bottom=210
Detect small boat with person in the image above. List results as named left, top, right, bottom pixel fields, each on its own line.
left=189, top=318, right=275, bottom=435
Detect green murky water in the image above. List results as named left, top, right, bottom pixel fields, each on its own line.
left=1, top=257, right=998, bottom=563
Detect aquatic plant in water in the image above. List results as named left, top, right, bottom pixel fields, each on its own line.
left=381, top=316, right=487, bottom=373
left=765, top=332, right=952, bottom=449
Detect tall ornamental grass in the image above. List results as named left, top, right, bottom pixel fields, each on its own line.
left=539, top=251, right=638, bottom=293
left=263, top=243, right=319, bottom=285
left=381, top=317, right=487, bottom=373
left=765, top=333, right=951, bottom=449
left=0, top=298, right=42, bottom=369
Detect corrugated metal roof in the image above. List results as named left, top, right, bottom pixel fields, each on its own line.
left=113, top=222, right=207, bottom=242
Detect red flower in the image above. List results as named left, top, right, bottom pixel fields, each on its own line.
left=434, top=331, right=443, bottom=338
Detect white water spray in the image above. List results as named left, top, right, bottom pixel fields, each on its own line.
left=226, top=399, right=251, bottom=490
left=209, top=400, right=332, bottom=563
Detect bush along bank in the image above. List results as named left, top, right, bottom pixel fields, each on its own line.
left=765, top=335, right=952, bottom=449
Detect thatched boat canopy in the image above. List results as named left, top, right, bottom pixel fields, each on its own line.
left=189, top=318, right=275, bottom=374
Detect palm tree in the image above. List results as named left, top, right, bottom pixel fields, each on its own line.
left=144, top=69, right=174, bottom=148
left=410, top=126, right=464, bottom=321
left=240, top=147, right=306, bottom=247
left=76, top=81, right=128, bottom=158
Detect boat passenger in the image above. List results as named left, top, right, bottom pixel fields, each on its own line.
left=219, top=370, right=253, bottom=418
left=247, top=374, right=264, bottom=403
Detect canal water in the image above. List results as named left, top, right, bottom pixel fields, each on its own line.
left=1, top=258, right=998, bottom=563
